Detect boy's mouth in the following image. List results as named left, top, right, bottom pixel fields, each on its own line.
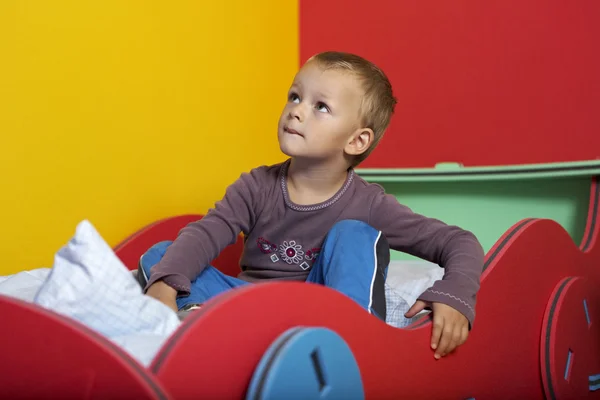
left=284, top=126, right=303, bottom=137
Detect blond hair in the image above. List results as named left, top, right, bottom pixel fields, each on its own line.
left=307, top=51, right=397, bottom=165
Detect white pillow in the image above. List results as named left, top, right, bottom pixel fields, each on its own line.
left=33, top=220, right=180, bottom=366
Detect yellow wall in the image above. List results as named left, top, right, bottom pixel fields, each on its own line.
left=0, top=1, right=296, bottom=274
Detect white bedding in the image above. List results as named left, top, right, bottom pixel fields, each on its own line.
left=0, top=221, right=443, bottom=367
left=0, top=268, right=51, bottom=302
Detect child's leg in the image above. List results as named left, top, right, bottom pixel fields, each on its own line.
left=174, top=266, right=249, bottom=310
left=138, top=241, right=249, bottom=311
left=306, top=220, right=390, bottom=321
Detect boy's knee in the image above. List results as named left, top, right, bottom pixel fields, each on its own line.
left=328, top=219, right=390, bottom=261
left=140, top=241, right=173, bottom=273
left=329, top=219, right=378, bottom=236
left=147, top=241, right=173, bottom=257
left=328, top=219, right=383, bottom=240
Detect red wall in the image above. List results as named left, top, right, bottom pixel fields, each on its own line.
left=300, top=0, right=600, bottom=168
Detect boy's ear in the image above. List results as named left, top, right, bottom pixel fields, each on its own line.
left=345, top=127, right=374, bottom=156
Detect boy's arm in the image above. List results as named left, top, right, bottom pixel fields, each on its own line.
left=144, top=169, right=263, bottom=296
left=369, top=192, right=484, bottom=326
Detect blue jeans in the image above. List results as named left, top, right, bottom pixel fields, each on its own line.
left=140, top=220, right=390, bottom=320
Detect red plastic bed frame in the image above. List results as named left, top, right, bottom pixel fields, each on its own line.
left=2, top=178, right=599, bottom=399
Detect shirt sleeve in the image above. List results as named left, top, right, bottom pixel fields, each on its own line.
left=143, top=168, right=264, bottom=295
left=368, top=190, right=485, bottom=326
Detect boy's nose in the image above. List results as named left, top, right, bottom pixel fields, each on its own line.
left=289, top=104, right=304, bottom=121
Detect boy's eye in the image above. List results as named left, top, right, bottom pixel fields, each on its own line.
left=289, top=92, right=300, bottom=103
left=316, top=102, right=330, bottom=113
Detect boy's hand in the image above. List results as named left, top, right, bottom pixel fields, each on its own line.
left=405, top=300, right=469, bottom=359
left=146, top=280, right=179, bottom=313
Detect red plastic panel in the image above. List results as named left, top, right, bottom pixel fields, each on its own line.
left=0, top=295, right=170, bottom=399
left=149, top=177, right=600, bottom=399
left=113, top=214, right=244, bottom=278
left=300, top=0, right=600, bottom=168
left=541, top=277, right=600, bottom=400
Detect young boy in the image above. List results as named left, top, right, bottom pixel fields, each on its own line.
left=142, top=51, right=485, bottom=359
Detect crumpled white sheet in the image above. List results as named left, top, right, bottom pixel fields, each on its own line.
left=386, top=259, right=444, bottom=306
left=385, top=259, right=444, bottom=327
left=9, top=220, right=180, bottom=367
left=0, top=268, right=51, bottom=302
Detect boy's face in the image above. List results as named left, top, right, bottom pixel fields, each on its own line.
left=277, top=61, right=366, bottom=164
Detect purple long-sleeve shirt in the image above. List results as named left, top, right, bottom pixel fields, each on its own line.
left=145, top=159, right=485, bottom=324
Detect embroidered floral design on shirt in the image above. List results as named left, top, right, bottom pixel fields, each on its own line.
left=259, top=237, right=314, bottom=269
left=305, top=248, right=321, bottom=261
left=257, top=237, right=278, bottom=254
left=279, top=241, right=304, bottom=264
left=300, top=261, right=310, bottom=270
